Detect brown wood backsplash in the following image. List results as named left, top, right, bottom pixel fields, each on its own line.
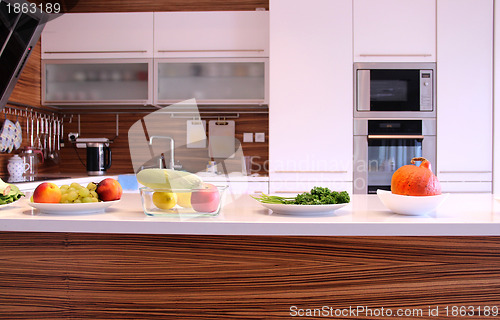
left=59, top=110, right=269, bottom=175
left=1, top=42, right=60, bottom=177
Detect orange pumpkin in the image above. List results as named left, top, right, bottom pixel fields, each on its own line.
left=391, top=157, right=441, bottom=196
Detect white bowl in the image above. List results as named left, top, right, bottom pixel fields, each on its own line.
left=377, top=189, right=448, bottom=216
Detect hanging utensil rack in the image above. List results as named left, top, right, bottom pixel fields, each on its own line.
left=5, top=101, right=268, bottom=143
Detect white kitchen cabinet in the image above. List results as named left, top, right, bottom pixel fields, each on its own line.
left=153, top=11, right=269, bottom=58
left=495, top=0, right=500, bottom=194
left=269, top=0, right=353, bottom=187
left=436, top=0, right=493, bottom=193
left=41, top=13, right=154, bottom=59
left=353, top=0, right=436, bottom=62
left=227, top=181, right=269, bottom=195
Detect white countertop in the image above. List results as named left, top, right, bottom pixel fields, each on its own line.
left=1, top=191, right=500, bottom=236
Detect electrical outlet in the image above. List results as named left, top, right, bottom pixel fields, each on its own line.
left=243, top=132, right=253, bottom=143
left=255, top=132, right=265, bottom=142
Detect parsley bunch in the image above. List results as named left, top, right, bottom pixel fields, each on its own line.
left=253, top=187, right=350, bottom=205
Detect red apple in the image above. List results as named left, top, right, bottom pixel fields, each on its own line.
left=96, top=178, right=123, bottom=201
left=190, top=183, right=220, bottom=213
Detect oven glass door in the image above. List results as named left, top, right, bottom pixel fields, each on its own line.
left=367, top=138, right=422, bottom=193
left=358, top=69, right=421, bottom=111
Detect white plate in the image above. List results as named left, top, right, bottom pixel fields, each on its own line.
left=257, top=202, right=348, bottom=216
left=28, top=200, right=120, bottom=214
left=0, top=198, right=21, bottom=208
left=377, top=189, right=448, bottom=216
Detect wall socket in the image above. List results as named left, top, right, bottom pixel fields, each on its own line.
left=243, top=132, right=253, bottom=142
left=255, top=132, right=265, bottom=142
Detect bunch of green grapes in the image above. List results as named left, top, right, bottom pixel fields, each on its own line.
left=60, top=182, right=99, bottom=203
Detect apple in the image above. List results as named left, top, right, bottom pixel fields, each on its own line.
left=190, top=183, right=220, bottom=213
left=96, top=178, right=123, bottom=201
left=33, top=182, right=62, bottom=203
left=152, top=192, right=177, bottom=210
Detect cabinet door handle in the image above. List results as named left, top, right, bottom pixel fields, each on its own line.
left=274, top=170, right=348, bottom=173
left=156, top=49, right=265, bottom=53
left=44, top=50, right=148, bottom=54
left=359, top=53, right=432, bottom=57
left=439, top=171, right=492, bottom=174
left=368, top=135, right=425, bottom=140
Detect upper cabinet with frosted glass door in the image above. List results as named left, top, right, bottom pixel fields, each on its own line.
left=41, top=11, right=269, bottom=106
left=41, top=13, right=154, bottom=105
left=153, top=11, right=269, bottom=105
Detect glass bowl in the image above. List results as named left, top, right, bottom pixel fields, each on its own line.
left=139, top=185, right=227, bottom=216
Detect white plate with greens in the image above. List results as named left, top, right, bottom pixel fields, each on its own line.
left=0, top=198, right=21, bottom=208
left=252, top=188, right=350, bottom=216
left=257, top=202, right=348, bottom=215
left=28, top=200, right=120, bottom=214
left=0, top=180, right=24, bottom=207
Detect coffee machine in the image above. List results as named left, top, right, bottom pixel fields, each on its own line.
left=76, top=138, right=112, bottom=176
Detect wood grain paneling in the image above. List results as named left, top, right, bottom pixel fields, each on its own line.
left=1, top=42, right=59, bottom=177
left=0, top=233, right=499, bottom=319
left=9, top=42, right=42, bottom=108
left=59, top=109, right=269, bottom=175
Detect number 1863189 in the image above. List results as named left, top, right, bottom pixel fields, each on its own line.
left=6, top=2, right=61, bottom=14
left=444, top=306, right=499, bottom=317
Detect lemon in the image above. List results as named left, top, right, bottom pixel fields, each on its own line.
left=176, top=192, right=192, bottom=208
left=152, top=192, right=177, bottom=210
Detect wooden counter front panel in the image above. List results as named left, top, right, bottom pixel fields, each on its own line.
left=0, top=233, right=499, bottom=319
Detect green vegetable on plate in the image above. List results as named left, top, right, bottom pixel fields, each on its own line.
left=0, top=179, right=24, bottom=205
left=252, top=187, right=350, bottom=205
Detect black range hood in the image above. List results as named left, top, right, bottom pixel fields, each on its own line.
left=0, top=0, right=48, bottom=110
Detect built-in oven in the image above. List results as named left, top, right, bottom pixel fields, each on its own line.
left=354, top=62, right=436, bottom=118
left=353, top=119, right=436, bottom=194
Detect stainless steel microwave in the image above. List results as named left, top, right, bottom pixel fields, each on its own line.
left=354, top=62, right=436, bottom=118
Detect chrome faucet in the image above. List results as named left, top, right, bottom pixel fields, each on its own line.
left=149, top=135, right=175, bottom=169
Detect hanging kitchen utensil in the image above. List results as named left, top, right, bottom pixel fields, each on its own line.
left=1, top=114, right=16, bottom=153
left=30, top=112, right=34, bottom=147
left=47, top=116, right=53, bottom=160
left=59, top=117, right=64, bottom=147
left=34, top=114, right=42, bottom=150
left=43, top=116, right=48, bottom=158
left=208, top=119, right=235, bottom=159
left=13, top=113, right=22, bottom=150
left=186, top=119, right=207, bottom=148
left=26, top=111, right=29, bottom=147
left=53, top=117, right=60, bottom=164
